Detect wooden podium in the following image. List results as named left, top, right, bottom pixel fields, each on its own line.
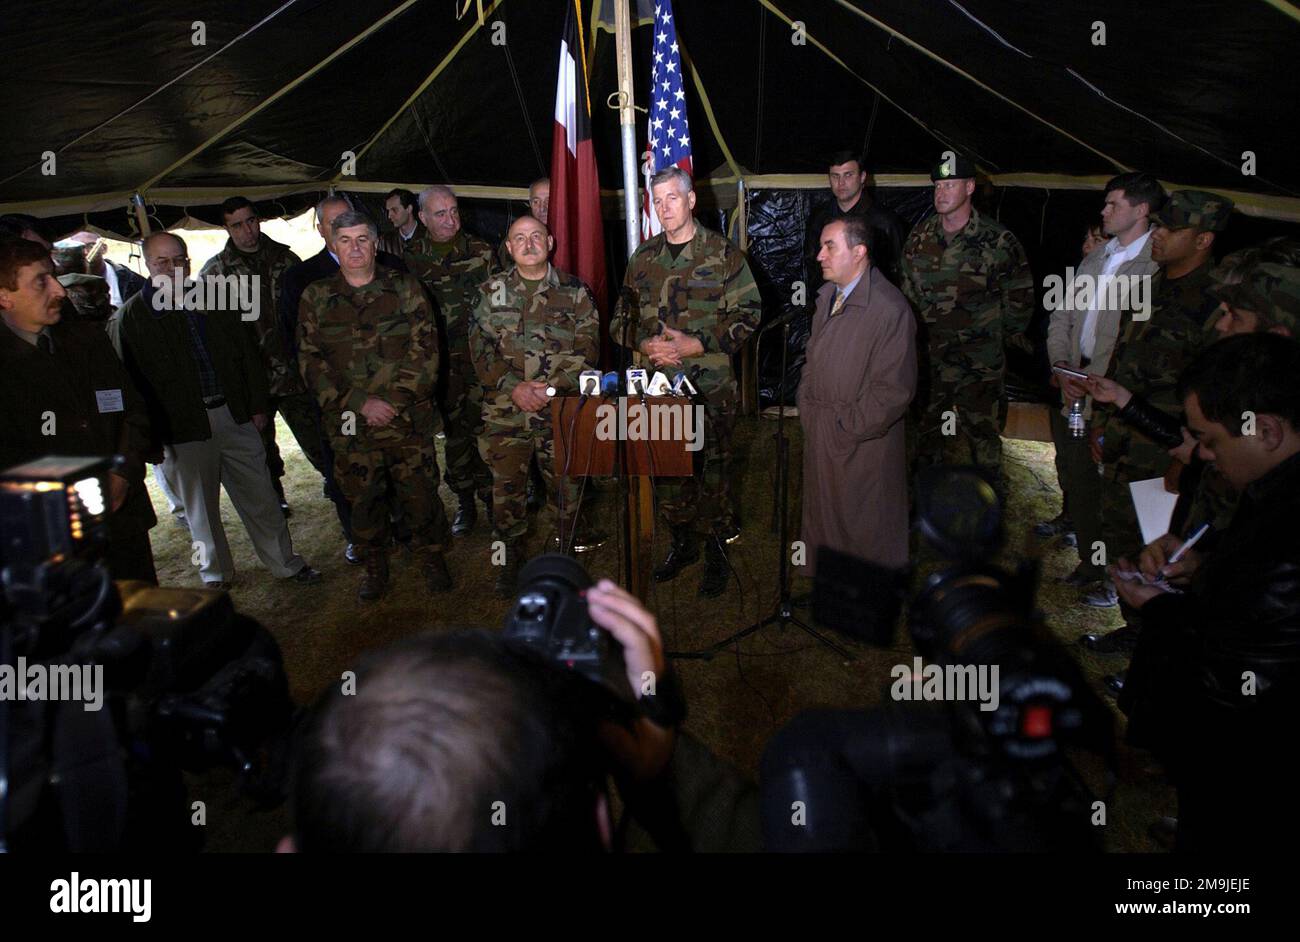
left=551, top=395, right=695, bottom=599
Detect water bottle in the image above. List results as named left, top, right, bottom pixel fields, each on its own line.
left=1068, top=399, right=1087, bottom=439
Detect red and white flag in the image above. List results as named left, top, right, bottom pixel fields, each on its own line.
left=549, top=0, right=607, bottom=312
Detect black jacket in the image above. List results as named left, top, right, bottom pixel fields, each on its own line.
left=1116, top=393, right=1184, bottom=449
left=0, top=319, right=157, bottom=537
left=805, top=194, right=907, bottom=288
left=1121, top=450, right=1300, bottom=760
left=279, top=247, right=407, bottom=364
left=116, top=284, right=270, bottom=446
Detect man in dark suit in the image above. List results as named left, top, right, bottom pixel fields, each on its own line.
left=804, top=150, right=907, bottom=288
left=0, top=236, right=158, bottom=582
left=279, top=195, right=408, bottom=564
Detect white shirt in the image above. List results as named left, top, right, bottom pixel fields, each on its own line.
left=101, top=262, right=123, bottom=308
left=1081, top=229, right=1151, bottom=360
left=831, top=270, right=865, bottom=315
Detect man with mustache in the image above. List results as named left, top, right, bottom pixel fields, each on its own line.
left=470, top=215, right=600, bottom=597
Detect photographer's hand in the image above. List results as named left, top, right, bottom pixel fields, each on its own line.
left=586, top=579, right=677, bottom=781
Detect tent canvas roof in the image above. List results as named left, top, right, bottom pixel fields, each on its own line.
left=3, top=0, right=1298, bottom=235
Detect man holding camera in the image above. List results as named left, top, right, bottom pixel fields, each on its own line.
left=1112, top=332, right=1300, bottom=851
left=283, top=575, right=759, bottom=852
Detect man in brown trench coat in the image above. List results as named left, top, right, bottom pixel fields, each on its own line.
left=797, top=216, right=917, bottom=574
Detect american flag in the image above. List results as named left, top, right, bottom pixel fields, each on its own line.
left=642, top=0, right=692, bottom=239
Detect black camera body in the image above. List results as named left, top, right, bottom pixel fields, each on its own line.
left=0, top=457, right=291, bottom=851
left=501, top=553, right=632, bottom=705
left=762, top=468, right=1114, bottom=852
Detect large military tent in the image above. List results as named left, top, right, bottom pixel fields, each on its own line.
left=4, top=0, right=1298, bottom=396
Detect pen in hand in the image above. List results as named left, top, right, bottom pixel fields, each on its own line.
left=1161, top=522, right=1209, bottom=577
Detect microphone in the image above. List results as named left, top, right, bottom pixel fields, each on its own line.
left=576, top=369, right=602, bottom=408
left=671, top=371, right=699, bottom=398
left=646, top=371, right=673, bottom=396
left=600, top=371, right=621, bottom=398
left=626, top=368, right=649, bottom=401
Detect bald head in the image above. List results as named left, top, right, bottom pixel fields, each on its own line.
left=142, top=232, right=189, bottom=279
left=505, top=215, right=553, bottom=275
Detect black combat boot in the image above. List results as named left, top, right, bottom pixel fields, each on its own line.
left=653, top=526, right=699, bottom=583
left=496, top=540, right=522, bottom=599
left=420, top=548, right=453, bottom=593
left=452, top=490, right=478, bottom=535
left=698, top=536, right=729, bottom=598
left=479, top=487, right=495, bottom=529
left=358, top=549, right=389, bottom=602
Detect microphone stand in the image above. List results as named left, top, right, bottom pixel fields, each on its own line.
left=670, top=314, right=853, bottom=661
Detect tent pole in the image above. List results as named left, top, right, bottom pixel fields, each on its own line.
left=614, top=0, right=640, bottom=258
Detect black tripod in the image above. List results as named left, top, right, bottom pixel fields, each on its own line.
left=671, top=313, right=854, bottom=662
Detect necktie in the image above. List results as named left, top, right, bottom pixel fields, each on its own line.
left=830, top=291, right=846, bottom=317
left=36, top=332, right=53, bottom=355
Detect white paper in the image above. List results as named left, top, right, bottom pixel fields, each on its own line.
left=1129, top=477, right=1178, bottom=546
left=94, top=388, right=125, bottom=413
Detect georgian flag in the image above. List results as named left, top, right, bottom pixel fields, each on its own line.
left=549, top=0, right=607, bottom=314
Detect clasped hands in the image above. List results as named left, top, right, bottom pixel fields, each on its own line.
left=360, top=396, right=398, bottom=427
left=640, top=326, right=703, bottom=368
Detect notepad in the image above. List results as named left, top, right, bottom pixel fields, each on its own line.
left=1129, top=477, right=1179, bottom=547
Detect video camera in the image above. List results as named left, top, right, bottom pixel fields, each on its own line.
left=0, top=456, right=292, bottom=852
left=761, top=468, right=1115, bottom=852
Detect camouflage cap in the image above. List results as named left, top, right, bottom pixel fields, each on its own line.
left=1211, top=262, right=1300, bottom=330
left=1152, top=189, right=1234, bottom=232
left=930, top=153, right=977, bottom=181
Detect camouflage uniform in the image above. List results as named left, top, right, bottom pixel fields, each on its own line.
left=403, top=229, right=496, bottom=497
left=1098, top=192, right=1233, bottom=560
left=469, top=264, right=600, bottom=542
left=199, top=237, right=324, bottom=485
left=899, top=206, right=1034, bottom=493
left=297, top=268, right=449, bottom=551
left=610, top=224, right=762, bottom=535
left=1098, top=261, right=1220, bottom=558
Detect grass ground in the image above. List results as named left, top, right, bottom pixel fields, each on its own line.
left=153, top=413, right=1173, bottom=852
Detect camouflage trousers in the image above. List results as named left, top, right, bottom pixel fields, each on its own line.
left=439, top=346, right=493, bottom=496
left=914, top=382, right=1007, bottom=497
left=480, top=414, right=580, bottom=543
left=260, top=391, right=328, bottom=492
left=658, top=390, right=737, bottom=536
left=330, top=437, right=449, bottom=552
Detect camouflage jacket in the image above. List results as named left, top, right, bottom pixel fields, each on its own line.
left=899, top=207, right=1034, bottom=405
left=609, top=223, right=761, bottom=395
left=469, top=265, right=600, bottom=424
left=403, top=229, right=497, bottom=347
left=199, top=235, right=303, bottom=397
left=297, top=268, right=439, bottom=447
left=1100, top=260, right=1219, bottom=476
